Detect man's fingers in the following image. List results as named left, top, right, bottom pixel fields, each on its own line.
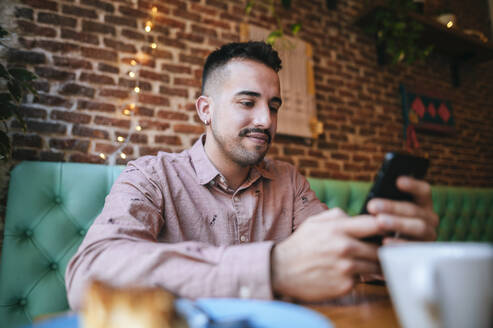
left=334, top=237, right=380, bottom=262
left=376, top=214, right=437, bottom=241
left=396, top=176, right=433, bottom=207
left=338, top=259, right=381, bottom=275
left=335, top=216, right=383, bottom=239
left=368, top=198, right=439, bottom=227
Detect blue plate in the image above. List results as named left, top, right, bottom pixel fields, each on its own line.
left=28, top=298, right=332, bottom=328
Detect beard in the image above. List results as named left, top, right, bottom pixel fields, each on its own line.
left=210, top=122, right=272, bottom=167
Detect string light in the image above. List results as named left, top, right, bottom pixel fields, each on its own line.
left=120, top=153, right=127, bottom=159
left=129, top=103, right=136, bottom=109
left=136, top=125, right=142, bottom=131
left=152, top=6, right=158, bottom=14
left=128, top=71, right=136, bottom=78
left=145, top=21, right=152, bottom=32
left=99, top=153, right=106, bottom=159
left=130, top=59, right=137, bottom=66
left=446, top=21, right=453, bottom=28
left=117, top=136, right=125, bottom=142
left=151, top=42, right=157, bottom=49
left=134, top=86, right=140, bottom=93
left=123, top=109, right=131, bottom=115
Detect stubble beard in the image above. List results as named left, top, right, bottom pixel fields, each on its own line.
left=210, top=122, right=270, bottom=167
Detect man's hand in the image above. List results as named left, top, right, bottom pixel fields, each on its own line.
left=367, top=176, right=439, bottom=244
left=271, top=208, right=382, bottom=301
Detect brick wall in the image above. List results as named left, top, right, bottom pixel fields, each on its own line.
left=2, top=0, right=493, bottom=188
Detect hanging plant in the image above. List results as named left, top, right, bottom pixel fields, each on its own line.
left=363, top=0, right=433, bottom=64
left=0, top=25, right=38, bottom=161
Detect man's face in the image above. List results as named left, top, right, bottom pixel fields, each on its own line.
left=206, top=59, right=281, bottom=167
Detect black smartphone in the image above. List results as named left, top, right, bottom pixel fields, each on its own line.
left=361, top=152, right=430, bottom=244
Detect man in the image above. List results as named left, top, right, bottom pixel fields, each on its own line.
left=65, top=41, right=438, bottom=308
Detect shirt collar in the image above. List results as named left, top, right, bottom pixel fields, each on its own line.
left=190, top=134, right=275, bottom=185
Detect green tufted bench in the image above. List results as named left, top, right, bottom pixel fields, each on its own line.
left=0, top=161, right=492, bottom=328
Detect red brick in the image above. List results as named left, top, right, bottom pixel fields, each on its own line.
left=139, top=146, right=171, bottom=156
left=95, top=63, right=118, bottom=74
left=159, top=86, right=188, bottom=98
left=104, top=15, right=137, bottom=28
left=138, top=119, right=170, bottom=131
left=157, top=110, right=188, bottom=121
left=35, top=67, right=75, bottom=81
left=121, top=29, right=147, bottom=41
left=54, top=56, right=92, bottom=69
left=94, top=116, right=131, bottom=128
left=20, top=120, right=67, bottom=134
left=50, top=138, right=90, bottom=152
left=284, top=147, right=305, bottom=156
left=62, top=4, right=98, bottom=18
left=51, top=110, right=91, bottom=124
left=161, top=64, right=191, bottom=74
left=82, top=20, right=116, bottom=35
left=81, top=47, right=117, bottom=62
left=104, top=38, right=137, bottom=53
left=190, top=3, right=218, bottom=16
left=81, top=0, right=114, bottom=12
left=173, top=124, right=204, bottom=134
left=18, top=106, right=47, bottom=119
left=15, top=7, right=34, bottom=20
left=32, top=81, right=50, bottom=92
left=7, top=49, right=45, bottom=64
left=40, top=151, right=65, bottom=162
left=202, top=18, right=230, bottom=29
left=155, top=16, right=186, bottom=29
left=129, top=134, right=148, bottom=144
left=72, top=124, right=109, bottom=139
left=95, top=142, right=118, bottom=154
left=174, top=77, right=201, bottom=88
left=172, top=9, right=200, bottom=22
left=38, top=12, right=76, bottom=27
left=21, top=0, right=57, bottom=11
left=99, top=88, right=129, bottom=99
left=299, top=159, right=319, bottom=168
left=176, top=32, right=204, bottom=43
left=118, top=5, right=148, bottom=19
left=139, top=70, right=170, bottom=83
left=138, top=94, right=170, bottom=106
left=70, top=153, right=105, bottom=164
left=13, top=134, right=42, bottom=148
left=59, top=83, right=95, bottom=98
left=34, top=94, right=72, bottom=108
left=156, top=36, right=186, bottom=50
left=12, top=149, right=38, bottom=161
left=191, top=24, right=218, bottom=38
left=179, top=54, right=205, bottom=66
left=134, top=106, right=154, bottom=117
left=205, top=0, right=228, bottom=10
left=155, top=135, right=182, bottom=145
left=61, top=28, right=99, bottom=45
left=141, top=47, right=173, bottom=60
left=77, top=100, right=116, bottom=112
left=80, top=72, right=115, bottom=85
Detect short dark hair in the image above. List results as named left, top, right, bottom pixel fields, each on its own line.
left=201, top=41, right=282, bottom=94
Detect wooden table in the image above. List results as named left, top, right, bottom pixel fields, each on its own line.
left=307, top=283, right=400, bottom=328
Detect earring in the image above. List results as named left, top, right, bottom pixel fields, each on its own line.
left=204, top=119, right=209, bottom=125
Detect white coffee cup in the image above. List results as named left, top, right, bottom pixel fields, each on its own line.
left=379, top=242, right=493, bottom=328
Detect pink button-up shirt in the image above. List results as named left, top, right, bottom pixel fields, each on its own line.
left=65, top=136, right=328, bottom=309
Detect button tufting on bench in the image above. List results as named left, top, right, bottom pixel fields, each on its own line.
left=49, top=262, right=59, bottom=271
left=78, top=229, right=86, bottom=236
left=18, top=298, right=27, bottom=307
left=24, top=229, right=33, bottom=238
left=54, top=196, right=62, bottom=204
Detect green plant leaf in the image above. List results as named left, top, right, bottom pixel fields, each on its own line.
left=245, top=1, right=254, bottom=15
left=0, top=63, right=9, bottom=79
left=0, top=130, right=11, bottom=161
left=281, top=0, right=292, bottom=9
left=0, top=101, right=14, bottom=120
left=7, top=80, right=22, bottom=102
left=8, top=67, right=37, bottom=82
left=9, top=102, right=27, bottom=131
left=266, top=30, right=283, bottom=45
left=290, top=23, right=301, bottom=35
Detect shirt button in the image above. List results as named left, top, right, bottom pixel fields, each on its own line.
left=240, top=235, right=248, bottom=242
left=234, top=196, right=240, bottom=202
left=239, top=286, right=251, bottom=299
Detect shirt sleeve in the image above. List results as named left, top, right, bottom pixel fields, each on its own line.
left=292, top=169, right=329, bottom=230
left=65, top=161, right=275, bottom=310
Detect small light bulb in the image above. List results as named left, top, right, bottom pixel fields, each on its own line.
left=145, top=25, right=151, bottom=32
left=117, top=136, right=125, bottom=142
left=134, top=86, right=140, bottom=93
left=120, top=153, right=127, bottom=159
left=146, top=21, right=153, bottom=27
left=99, top=153, right=106, bottom=159
left=151, top=42, right=157, bottom=49
left=136, top=125, right=142, bottom=131
left=128, top=71, right=136, bottom=78
left=129, top=103, right=136, bottom=109
left=152, top=6, right=158, bottom=14
left=130, top=59, right=137, bottom=66
left=446, top=21, right=453, bottom=28
left=123, top=109, right=131, bottom=115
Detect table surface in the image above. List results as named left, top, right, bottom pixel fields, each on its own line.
left=307, top=283, right=400, bottom=328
